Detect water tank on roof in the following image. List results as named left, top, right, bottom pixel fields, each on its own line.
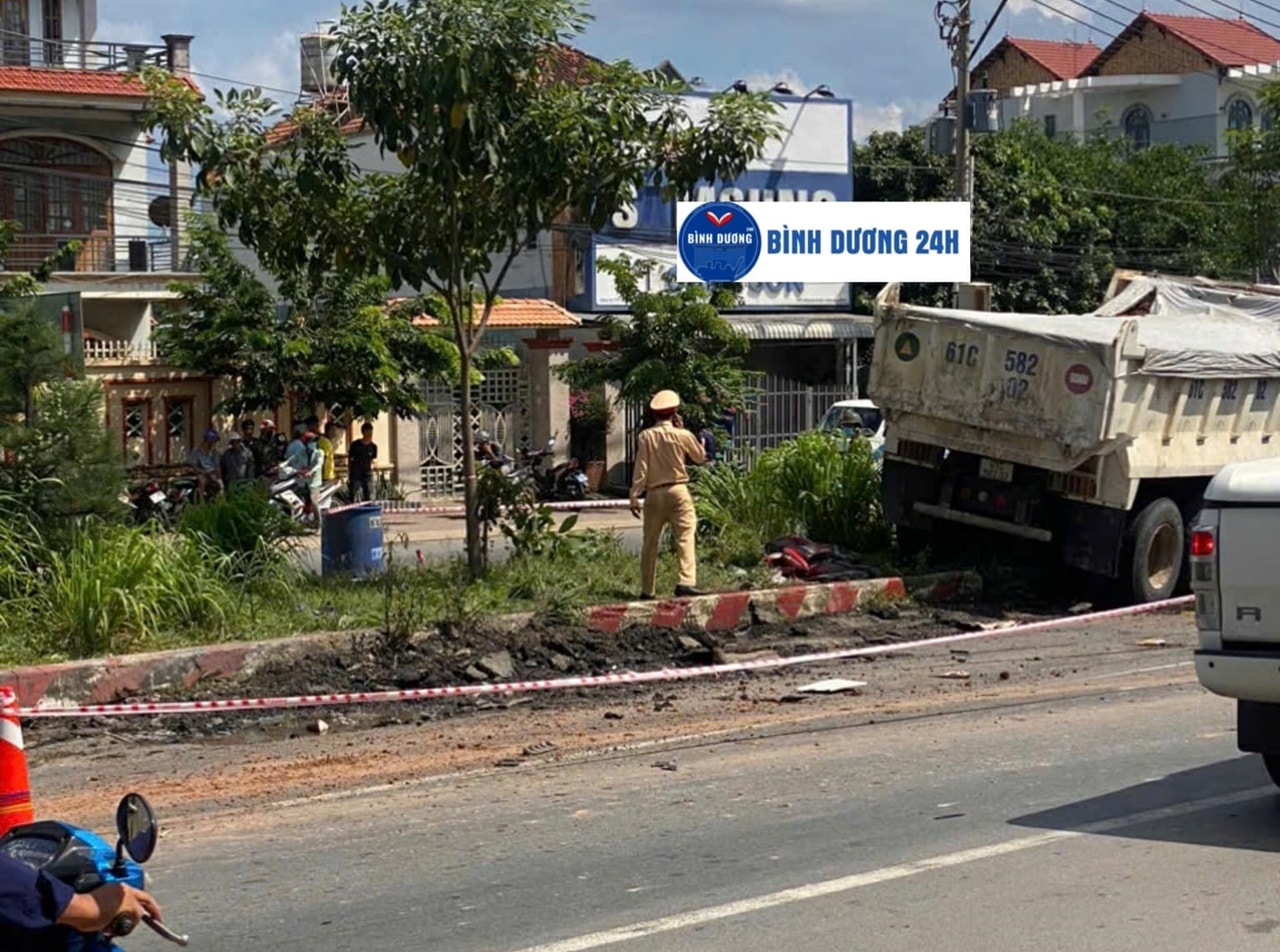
left=300, top=32, right=339, bottom=94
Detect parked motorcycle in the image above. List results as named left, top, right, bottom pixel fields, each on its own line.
left=514, top=437, right=588, bottom=502
left=122, top=476, right=198, bottom=528
left=269, top=462, right=341, bottom=522
left=0, top=791, right=188, bottom=950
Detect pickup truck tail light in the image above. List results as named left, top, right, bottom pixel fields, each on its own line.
left=1189, top=523, right=1220, bottom=630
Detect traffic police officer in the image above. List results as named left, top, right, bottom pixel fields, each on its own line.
left=630, top=390, right=707, bottom=599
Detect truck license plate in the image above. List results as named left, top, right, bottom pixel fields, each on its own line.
left=979, top=459, right=1014, bottom=483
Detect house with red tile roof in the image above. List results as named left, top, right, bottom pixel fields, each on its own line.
left=0, top=6, right=227, bottom=471
left=994, top=12, right=1280, bottom=157
left=968, top=37, right=1101, bottom=95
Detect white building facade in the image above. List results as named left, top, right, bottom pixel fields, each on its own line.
left=989, top=13, right=1280, bottom=158
left=0, top=2, right=209, bottom=471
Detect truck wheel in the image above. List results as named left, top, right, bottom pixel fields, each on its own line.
left=1264, top=754, right=1280, bottom=789
left=1127, top=497, right=1184, bottom=603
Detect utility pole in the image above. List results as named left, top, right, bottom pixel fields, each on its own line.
left=935, top=0, right=973, bottom=202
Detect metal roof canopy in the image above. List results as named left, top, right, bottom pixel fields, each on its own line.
left=582, top=312, right=874, bottom=341
left=726, top=314, right=874, bottom=341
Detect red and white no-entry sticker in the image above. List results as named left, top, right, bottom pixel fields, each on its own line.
left=1065, top=364, right=1094, bottom=395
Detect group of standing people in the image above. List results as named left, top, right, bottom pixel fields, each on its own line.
left=182, top=416, right=380, bottom=506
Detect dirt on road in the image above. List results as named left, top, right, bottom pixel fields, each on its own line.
left=21, top=601, right=1202, bottom=834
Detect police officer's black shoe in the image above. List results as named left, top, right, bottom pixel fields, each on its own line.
left=674, top=585, right=705, bottom=598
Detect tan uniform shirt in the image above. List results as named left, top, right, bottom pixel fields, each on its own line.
left=630, top=420, right=707, bottom=505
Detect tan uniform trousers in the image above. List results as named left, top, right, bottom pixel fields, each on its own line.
left=640, top=483, right=698, bottom=597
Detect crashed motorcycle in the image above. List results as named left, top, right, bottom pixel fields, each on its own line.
left=0, top=791, right=188, bottom=950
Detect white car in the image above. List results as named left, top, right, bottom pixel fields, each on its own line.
left=818, top=399, right=885, bottom=460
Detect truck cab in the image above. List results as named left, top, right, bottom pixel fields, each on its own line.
left=1191, top=456, right=1280, bottom=787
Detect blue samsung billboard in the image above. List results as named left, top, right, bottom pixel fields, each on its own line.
left=575, top=91, right=854, bottom=313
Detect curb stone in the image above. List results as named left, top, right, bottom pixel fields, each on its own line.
left=0, top=571, right=978, bottom=709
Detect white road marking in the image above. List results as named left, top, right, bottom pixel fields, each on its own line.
left=1091, top=662, right=1194, bottom=680
left=505, top=786, right=1273, bottom=952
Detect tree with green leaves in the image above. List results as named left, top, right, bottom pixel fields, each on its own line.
left=557, top=257, right=751, bottom=434
left=157, top=217, right=474, bottom=417
left=1221, top=82, right=1280, bottom=283
left=142, top=0, right=782, bottom=575
left=0, top=226, right=123, bottom=530
left=852, top=120, right=1232, bottom=313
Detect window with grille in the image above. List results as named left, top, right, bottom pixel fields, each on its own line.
left=165, top=399, right=191, bottom=463
left=0, top=138, right=113, bottom=248
left=166, top=401, right=188, bottom=439
left=0, top=0, right=29, bottom=66
left=1227, top=97, right=1255, bottom=134
left=1122, top=105, right=1151, bottom=151
left=124, top=403, right=147, bottom=440
left=41, top=0, right=61, bottom=65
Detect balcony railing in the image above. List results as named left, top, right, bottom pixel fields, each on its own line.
left=84, top=339, right=159, bottom=363
left=0, top=234, right=178, bottom=274
left=0, top=37, right=170, bottom=72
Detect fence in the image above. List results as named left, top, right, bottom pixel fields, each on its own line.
left=622, top=374, right=848, bottom=480
left=417, top=367, right=532, bottom=498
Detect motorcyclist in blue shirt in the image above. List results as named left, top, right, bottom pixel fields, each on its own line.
left=0, top=851, right=163, bottom=949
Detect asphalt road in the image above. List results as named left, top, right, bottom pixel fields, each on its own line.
left=136, top=676, right=1280, bottom=951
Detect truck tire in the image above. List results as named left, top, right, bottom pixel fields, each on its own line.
left=1127, top=497, right=1185, bottom=604
left=1265, top=754, right=1280, bottom=790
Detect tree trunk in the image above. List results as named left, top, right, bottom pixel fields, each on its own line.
left=459, top=345, right=483, bottom=577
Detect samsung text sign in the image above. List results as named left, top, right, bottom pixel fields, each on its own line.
left=604, top=171, right=849, bottom=238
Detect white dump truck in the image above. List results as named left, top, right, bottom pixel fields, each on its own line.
left=1189, top=459, right=1280, bottom=787
left=869, top=272, right=1280, bottom=603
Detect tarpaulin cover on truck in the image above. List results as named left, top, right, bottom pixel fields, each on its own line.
left=881, top=276, right=1280, bottom=379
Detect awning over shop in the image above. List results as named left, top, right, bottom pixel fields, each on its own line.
left=578, top=312, right=874, bottom=341
left=725, top=314, right=875, bottom=341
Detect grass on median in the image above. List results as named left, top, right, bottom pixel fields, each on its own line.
left=0, top=523, right=772, bottom=668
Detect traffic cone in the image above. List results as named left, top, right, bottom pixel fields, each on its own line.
left=0, top=686, right=33, bottom=835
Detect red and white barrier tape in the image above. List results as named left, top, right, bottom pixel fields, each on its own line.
left=13, top=595, right=1192, bottom=718
left=326, top=498, right=635, bottom=517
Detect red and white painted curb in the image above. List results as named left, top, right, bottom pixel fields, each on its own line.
left=583, top=577, right=908, bottom=635
left=9, top=595, right=1192, bottom=719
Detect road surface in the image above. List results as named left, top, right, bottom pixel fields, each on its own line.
left=49, top=612, right=1280, bottom=952
left=297, top=507, right=642, bottom=570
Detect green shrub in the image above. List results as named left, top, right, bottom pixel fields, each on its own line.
left=693, top=432, right=891, bottom=565
left=178, top=483, right=300, bottom=567
left=31, top=521, right=231, bottom=659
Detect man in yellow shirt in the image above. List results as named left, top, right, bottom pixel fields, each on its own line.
left=319, top=421, right=338, bottom=483
left=630, top=389, right=707, bottom=600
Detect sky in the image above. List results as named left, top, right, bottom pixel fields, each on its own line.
left=97, top=0, right=1280, bottom=141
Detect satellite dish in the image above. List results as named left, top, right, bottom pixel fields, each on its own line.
left=148, top=196, right=173, bottom=229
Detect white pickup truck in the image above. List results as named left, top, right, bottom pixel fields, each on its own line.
left=1191, top=459, right=1280, bottom=788
left=870, top=272, right=1280, bottom=603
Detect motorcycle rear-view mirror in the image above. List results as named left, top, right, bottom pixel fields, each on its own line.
left=115, top=793, right=159, bottom=864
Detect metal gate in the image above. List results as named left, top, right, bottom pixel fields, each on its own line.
left=418, top=368, right=531, bottom=498
left=622, top=374, right=847, bottom=479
